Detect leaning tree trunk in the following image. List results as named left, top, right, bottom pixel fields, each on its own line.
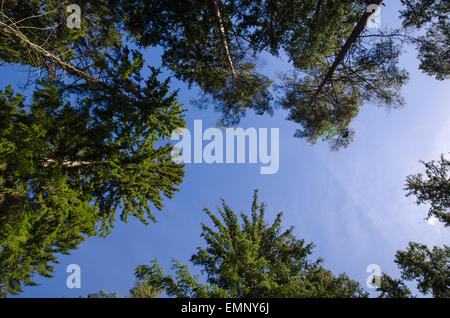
left=211, top=0, right=238, bottom=81
left=311, top=0, right=384, bottom=101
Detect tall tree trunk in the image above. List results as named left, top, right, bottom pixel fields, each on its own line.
left=312, top=0, right=383, bottom=101
left=211, top=0, right=238, bottom=81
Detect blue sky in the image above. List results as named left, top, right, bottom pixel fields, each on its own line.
left=3, top=1, right=449, bottom=297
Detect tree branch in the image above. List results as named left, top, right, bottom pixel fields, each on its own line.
left=0, top=13, right=101, bottom=86
left=41, top=158, right=100, bottom=169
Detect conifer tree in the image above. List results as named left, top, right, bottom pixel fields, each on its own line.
left=86, top=281, right=160, bottom=298
left=376, top=273, right=412, bottom=298
left=134, top=191, right=368, bottom=298
left=378, top=243, right=449, bottom=298
left=128, top=281, right=161, bottom=298
left=400, top=0, right=449, bottom=80
left=86, top=290, right=119, bottom=298
left=122, top=0, right=448, bottom=150
left=395, top=242, right=449, bottom=298
left=0, top=2, right=185, bottom=295
left=404, top=154, right=449, bottom=226
left=377, top=153, right=449, bottom=298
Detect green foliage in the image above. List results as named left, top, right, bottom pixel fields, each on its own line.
left=376, top=273, right=412, bottom=298
left=135, top=259, right=231, bottom=298
left=376, top=153, right=450, bottom=298
left=404, top=154, right=450, bottom=226
left=279, top=34, right=408, bottom=150
left=87, top=290, right=119, bottom=298
left=121, top=1, right=421, bottom=150
left=1, top=0, right=449, bottom=297
left=122, top=0, right=274, bottom=126
left=395, top=242, right=449, bottom=298
left=134, top=190, right=368, bottom=298
left=0, top=0, right=123, bottom=70
left=4, top=0, right=446, bottom=151
left=377, top=242, right=449, bottom=298
left=0, top=68, right=185, bottom=295
left=85, top=281, right=160, bottom=298
left=0, top=85, right=98, bottom=294
left=129, top=280, right=161, bottom=298
left=400, top=0, right=449, bottom=80
left=1, top=3, right=186, bottom=295
left=0, top=283, right=7, bottom=298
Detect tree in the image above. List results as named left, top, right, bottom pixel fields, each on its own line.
left=280, top=0, right=448, bottom=149
left=0, top=1, right=124, bottom=82
left=134, top=190, right=368, bottom=298
left=86, top=281, right=160, bottom=298
left=120, top=1, right=413, bottom=150
left=376, top=273, right=412, bottom=298
left=2, top=0, right=448, bottom=297
left=0, top=3, right=186, bottom=295
left=389, top=242, right=449, bottom=298
left=87, top=290, right=119, bottom=298
left=277, top=0, right=411, bottom=150
left=122, top=0, right=274, bottom=126
left=404, top=154, right=449, bottom=226
left=376, top=153, right=450, bottom=298
left=4, top=1, right=445, bottom=150
left=400, top=0, right=449, bottom=80
left=129, top=281, right=161, bottom=298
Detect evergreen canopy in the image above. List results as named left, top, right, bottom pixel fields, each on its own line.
left=1, top=0, right=448, bottom=296
left=134, top=190, right=368, bottom=298
left=122, top=0, right=448, bottom=149
left=404, top=154, right=450, bottom=226
left=0, top=1, right=185, bottom=295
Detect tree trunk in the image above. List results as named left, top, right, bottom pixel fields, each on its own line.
left=312, top=0, right=384, bottom=101
left=211, top=0, right=238, bottom=81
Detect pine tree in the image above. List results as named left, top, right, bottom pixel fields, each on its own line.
left=86, top=290, right=119, bottom=298
left=134, top=190, right=368, bottom=298
left=122, top=0, right=274, bottom=126
left=376, top=273, right=412, bottom=298
left=0, top=3, right=186, bottom=295
left=380, top=243, right=450, bottom=298
left=377, top=154, right=449, bottom=298
left=404, top=154, right=449, bottom=226
left=396, top=243, right=449, bottom=298
left=129, top=281, right=161, bottom=298
left=122, top=1, right=448, bottom=150
left=277, top=0, right=410, bottom=150
left=0, top=1, right=124, bottom=81
left=400, top=0, right=449, bottom=80
left=85, top=281, right=160, bottom=298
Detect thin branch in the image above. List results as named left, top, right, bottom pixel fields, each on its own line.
left=0, top=14, right=101, bottom=86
